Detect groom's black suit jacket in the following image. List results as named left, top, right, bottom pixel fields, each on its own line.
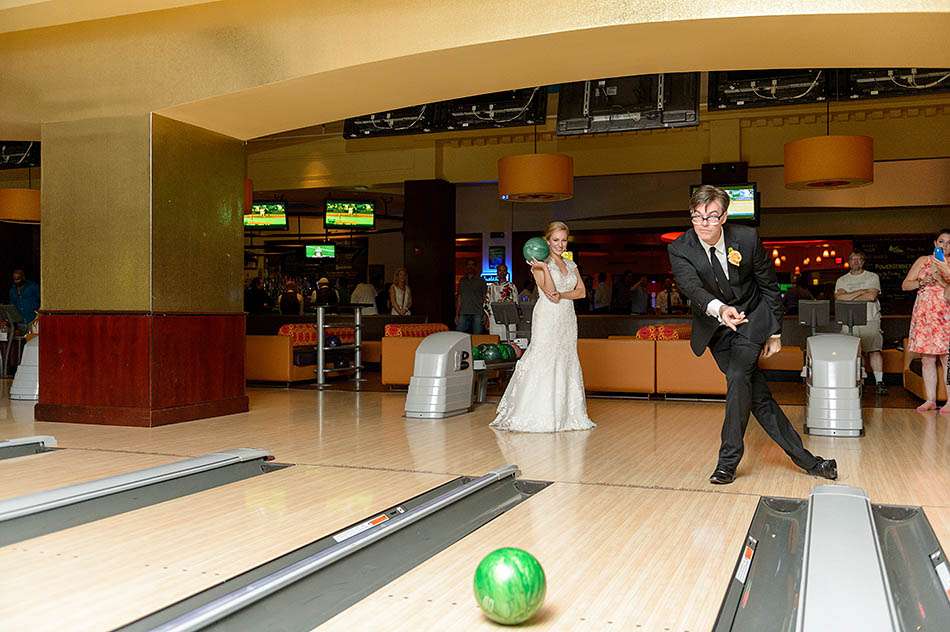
left=668, top=224, right=784, bottom=356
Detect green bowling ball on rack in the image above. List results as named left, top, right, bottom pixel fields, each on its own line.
left=481, top=344, right=502, bottom=362
left=522, top=237, right=549, bottom=263
left=472, top=345, right=484, bottom=361
left=473, top=547, right=547, bottom=625
left=497, top=343, right=515, bottom=361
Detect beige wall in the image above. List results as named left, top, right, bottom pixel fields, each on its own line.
left=1, top=2, right=948, bottom=139
left=151, top=114, right=245, bottom=313
left=41, top=114, right=152, bottom=311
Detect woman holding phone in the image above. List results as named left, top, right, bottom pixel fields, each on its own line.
left=902, top=228, right=950, bottom=413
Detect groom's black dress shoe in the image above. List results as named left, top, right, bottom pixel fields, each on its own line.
left=808, top=457, right=838, bottom=480
left=709, top=468, right=736, bottom=485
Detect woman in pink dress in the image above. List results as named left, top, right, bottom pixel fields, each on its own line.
left=902, top=229, right=950, bottom=413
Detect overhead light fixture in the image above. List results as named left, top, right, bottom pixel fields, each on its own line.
left=0, top=188, right=40, bottom=223
left=498, top=124, right=573, bottom=202
left=498, top=153, right=573, bottom=202
left=784, top=101, right=873, bottom=190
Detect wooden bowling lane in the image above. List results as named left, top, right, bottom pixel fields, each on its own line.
left=0, top=449, right=179, bottom=501
left=0, top=465, right=453, bottom=632
left=321, top=483, right=760, bottom=631
left=20, top=389, right=950, bottom=508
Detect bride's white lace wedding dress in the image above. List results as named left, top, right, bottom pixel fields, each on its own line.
left=490, top=258, right=596, bottom=433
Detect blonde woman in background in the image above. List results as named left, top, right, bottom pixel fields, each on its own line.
left=491, top=221, right=596, bottom=433
left=389, top=268, right=412, bottom=316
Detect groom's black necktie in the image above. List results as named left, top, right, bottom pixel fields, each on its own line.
left=709, top=246, right=736, bottom=302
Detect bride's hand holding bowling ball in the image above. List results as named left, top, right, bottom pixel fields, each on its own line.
left=528, top=259, right=547, bottom=273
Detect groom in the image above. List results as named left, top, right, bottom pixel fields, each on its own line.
left=668, top=185, right=837, bottom=484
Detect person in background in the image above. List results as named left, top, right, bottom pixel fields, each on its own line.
left=376, top=282, right=391, bottom=314
left=311, top=277, right=339, bottom=307
left=783, top=275, right=815, bottom=316
left=630, top=275, right=650, bottom=315
left=592, top=272, right=611, bottom=313
left=518, top=276, right=537, bottom=303
left=835, top=250, right=887, bottom=394
left=456, top=259, right=487, bottom=333
left=485, top=263, right=518, bottom=339
left=611, top=271, right=633, bottom=314
left=278, top=279, right=304, bottom=315
left=244, top=277, right=271, bottom=314
left=655, top=278, right=684, bottom=315
left=902, top=228, right=950, bottom=414
left=350, top=275, right=378, bottom=315
left=9, top=268, right=40, bottom=326
left=389, top=268, right=412, bottom=316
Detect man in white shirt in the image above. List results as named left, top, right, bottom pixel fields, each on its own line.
left=835, top=250, right=885, bottom=394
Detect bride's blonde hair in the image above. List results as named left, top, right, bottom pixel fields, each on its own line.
left=544, top=221, right=569, bottom=241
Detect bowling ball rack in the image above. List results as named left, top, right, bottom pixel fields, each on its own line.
left=120, top=465, right=550, bottom=632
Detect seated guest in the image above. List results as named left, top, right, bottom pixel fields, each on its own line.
left=9, top=268, right=40, bottom=327
left=244, top=278, right=272, bottom=314
left=311, top=277, right=339, bottom=307
left=278, top=280, right=303, bottom=315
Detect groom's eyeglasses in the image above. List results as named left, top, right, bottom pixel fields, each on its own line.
left=690, top=212, right=724, bottom=225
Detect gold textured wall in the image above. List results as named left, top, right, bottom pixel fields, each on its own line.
left=41, top=115, right=152, bottom=311
left=1, top=1, right=948, bottom=139
left=151, top=114, right=244, bottom=313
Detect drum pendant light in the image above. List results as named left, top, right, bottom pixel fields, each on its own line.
left=0, top=166, right=41, bottom=223
left=498, top=126, right=573, bottom=202
left=784, top=102, right=873, bottom=190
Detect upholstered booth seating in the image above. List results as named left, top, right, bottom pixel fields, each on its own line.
left=246, top=313, right=426, bottom=383
left=381, top=323, right=498, bottom=386
left=578, top=338, right=655, bottom=393
left=903, top=338, right=948, bottom=402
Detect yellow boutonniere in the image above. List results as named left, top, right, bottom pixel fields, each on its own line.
left=727, top=247, right=742, bottom=266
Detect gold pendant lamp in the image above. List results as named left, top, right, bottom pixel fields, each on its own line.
left=498, top=125, right=573, bottom=202
left=784, top=101, right=873, bottom=190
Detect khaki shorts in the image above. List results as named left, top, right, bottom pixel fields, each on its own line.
left=841, top=321, right=883, bottom=353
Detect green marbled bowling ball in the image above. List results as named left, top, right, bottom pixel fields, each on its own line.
left=473, top=547, right=546, bottom=625
left=498, top=343, right=515, bottom=361
left=522, top=237, right=550, bottom=263
left=472, top=345, right=483, bottom=361
left=481, top=344, right=502, bottom=362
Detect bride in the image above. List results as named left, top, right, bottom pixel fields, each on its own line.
left=491, top=221, right=596, bottom=433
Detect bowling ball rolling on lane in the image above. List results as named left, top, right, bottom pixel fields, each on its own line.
left=473, top=547, right=547, bottom=625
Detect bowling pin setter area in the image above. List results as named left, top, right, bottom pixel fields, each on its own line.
left=0, top=387, right=948, bottom=631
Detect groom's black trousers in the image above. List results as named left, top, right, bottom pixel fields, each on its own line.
left=709, top=328, right=818, bottom=472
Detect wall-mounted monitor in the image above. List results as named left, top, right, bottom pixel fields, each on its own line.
left=305, top=244, right=336, bottom=259
left=244, top=202, right=287, bottom=229
left=690, top=183, right=760, bottom=225
left=324, top=200, right=375, bottom=229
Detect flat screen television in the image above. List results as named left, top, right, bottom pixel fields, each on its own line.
left=690, top=183, right=760, bottom=225
left=325, top=200, right=375, bottom=229
left=305, top=244, right=336, bottom=259
left=244, top=202, right=287, bottom=229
